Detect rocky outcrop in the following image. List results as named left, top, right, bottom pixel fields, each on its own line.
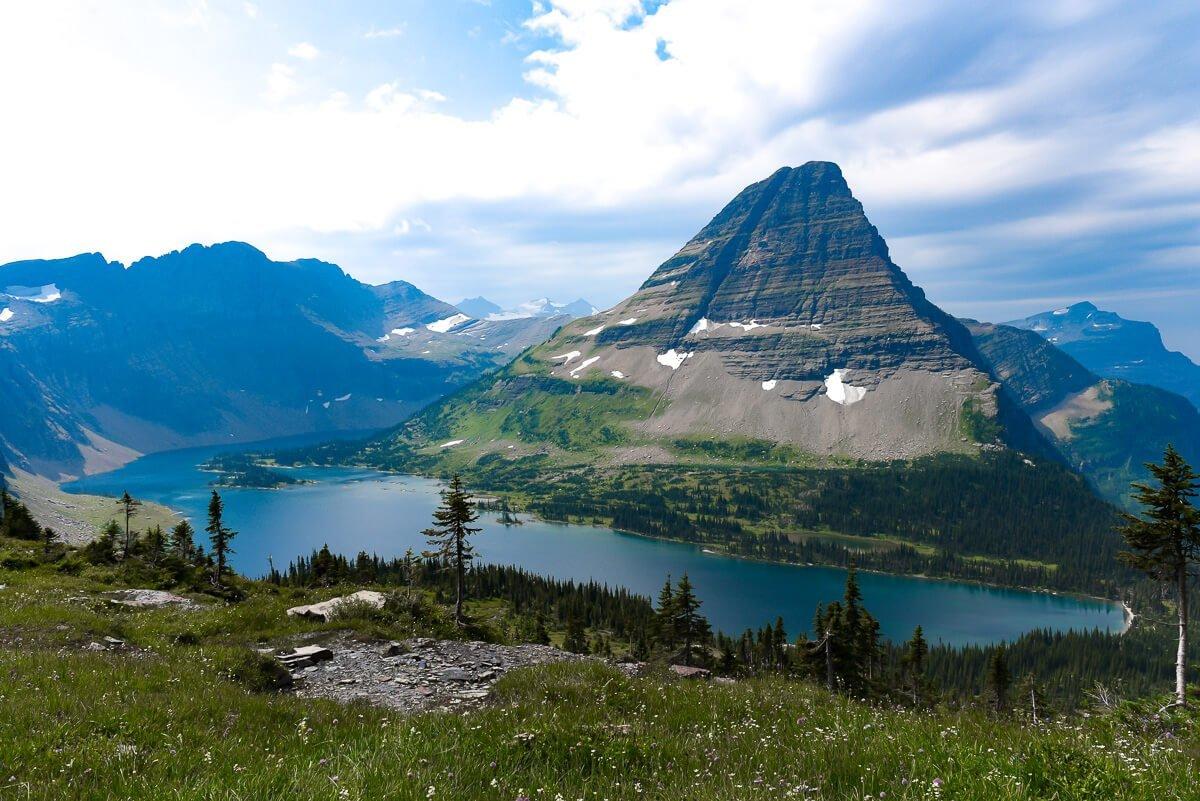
left=102, top=589, right=196, bottom=609
left=286, top=590, right=387, bottom=622
left=287, top=635, right=593, bottom=713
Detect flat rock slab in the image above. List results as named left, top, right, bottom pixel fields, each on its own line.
left=102, top=589, right=196, bottom=609
left=286, top=590, right=387, bottom=622
left=290, top=635, right=592, bottom=714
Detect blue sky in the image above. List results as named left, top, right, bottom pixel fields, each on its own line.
left=2, top=0, right=1199, bottom=356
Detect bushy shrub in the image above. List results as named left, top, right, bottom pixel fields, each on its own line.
left=227, top=649, right=293, bottom=692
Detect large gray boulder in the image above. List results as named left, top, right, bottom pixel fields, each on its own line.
left=286, top=590, right=387, bottom=622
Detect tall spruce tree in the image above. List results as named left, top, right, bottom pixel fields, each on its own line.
left=206, top=490, right=236, bottom=587
left=116, top=491, right=142, bottom=559
left=1118, top=444, right=1200, bottom=708
left=143, top=524, right=166, bottom=564
left=655, top=576, right=676, bottom=648
left=671, top=574, right=710, bottom=666
left=987, top=646, right=1011, bottom=713
left=905, top=625, right=929, bottom=706
left=40, top=526, right=59, bottom=557
left=170, top=519, right=197, bottom=561
left=422, top=474, right=481, bottom=624
left=563, top=613, right=588, bottom=654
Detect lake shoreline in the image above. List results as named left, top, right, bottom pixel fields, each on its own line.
left=325, top=460, right=1132, bottom=627
left=61, top=447, right=1130, bottom=644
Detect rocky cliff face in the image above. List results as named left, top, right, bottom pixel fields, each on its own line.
left=385, top=163, right=1007, bottom=464
left=1007, top=301, right=1200, bottom=409
left=526, top=162, right=1001, bottom=459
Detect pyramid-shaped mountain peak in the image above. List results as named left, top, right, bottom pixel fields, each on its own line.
left=502, top=164, right=1003, bottom=460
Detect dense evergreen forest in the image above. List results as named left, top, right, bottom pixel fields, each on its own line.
left=282, top=438, right=1133, bottom=596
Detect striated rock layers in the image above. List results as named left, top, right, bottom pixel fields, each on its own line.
left=530, top=162, right=1000, bottom=459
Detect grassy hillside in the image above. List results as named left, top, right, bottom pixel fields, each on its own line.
left=0, top=537, right=1195, bottom=800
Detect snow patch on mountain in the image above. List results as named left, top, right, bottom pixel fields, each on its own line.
left=4, top=284, right=61, bottom=303
left=824, top=369, right=867, bottom=405
left=656, top=350, right=693, bottom=370
left=426, top=313, right=472, bottom=333
left=569, top=356, right=600, bottom=377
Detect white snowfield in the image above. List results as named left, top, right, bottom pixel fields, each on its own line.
left=425, top=313, right=471, bottom=333
left=569, top=356, right=600, bottom=376
left=3, top=284, right=61, bottom=303
left=583, top=324, right=605, bottom=336
left=379, top=325, right=418, bottom=341
left=617, top=317, right=638, bottom=325
left=728, top=320, right=765, bottom=331
left=439, top=439, right=464, bottom=448
left=610, top=370, right=625, bottom=379
left=552, top=350, right=581, bottom=363
left=688, top=317, right=710, bottom=334
left=1052, top=308, right=1070, bottom=315
left=334, top=393, right=351, bottom=402
left=0, top=308, right=12, bottom=322
left=824, top=369, right=867, bottom=405
left=761, top=379, right=777, bottom=391
left=656, top=349, right=694, bottom=370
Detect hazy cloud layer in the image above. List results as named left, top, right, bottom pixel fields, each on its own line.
left=1, top=0, right=1197, bottom=353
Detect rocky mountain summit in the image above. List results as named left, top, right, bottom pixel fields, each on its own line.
left=1007, top=301, right=1200, bottom=409
left=387, top=162, right=1007, bottom=464
left=357, top=162, right=1200, bottom=510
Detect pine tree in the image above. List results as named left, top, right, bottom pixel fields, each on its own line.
left=116, top=491, right=142, bottom=559
left=143, top=524, right=166, bottom=564
left=987, top=646, right=1011, bottom=712
left=1, top=490, right=42, bottom=540
left=1118, top=444, right=1200, bottom=708
left=422, top=474, right=481, bottom=624
left=655, top=576, right=676, bottom=649
left=671, top=574, right=710, bottom=666
left=170, top=519, right=197, bottom=561
left=40, top=526, right=59, bottom=557
left=206, top=490, right=236, bottom=587
left=905, top=625, right=929, bottom=706
left=532, top=612, right=551, bottom=646
left=563, top=613, right=588, bottom=654
left=773, top=617, right=787, bottom=671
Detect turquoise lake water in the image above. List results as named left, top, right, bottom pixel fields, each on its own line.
left=64, top=438, right=1127, bottom=645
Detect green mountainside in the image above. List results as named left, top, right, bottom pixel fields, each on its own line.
left=965, top=320, right=1200, bottom=508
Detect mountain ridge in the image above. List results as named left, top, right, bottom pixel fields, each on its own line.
left=348, top=162, right=1198, bottom=512
left=1007, top=301, right=1200, bottom=409
left=0, top=242, right=560, bottom=479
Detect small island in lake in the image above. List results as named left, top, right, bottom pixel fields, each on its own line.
left=199, top=453, right=312, bottom=489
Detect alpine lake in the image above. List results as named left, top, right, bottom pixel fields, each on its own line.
left=64, top=436, right=1127, bottom=646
